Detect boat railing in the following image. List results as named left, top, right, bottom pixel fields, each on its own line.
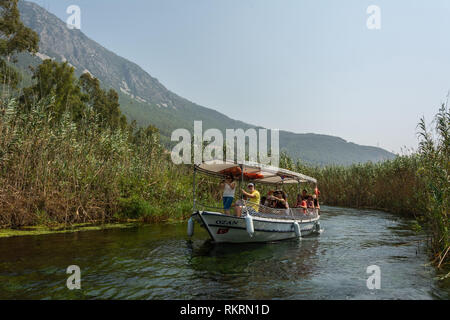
left=242, top=201, right=319, bottom=222
left=196, top=202, right=225, bottom=212
left=195, top=201, right=319, bottom=222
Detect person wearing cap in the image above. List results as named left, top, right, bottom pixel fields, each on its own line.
left=241, top=183, right=260, bottom=212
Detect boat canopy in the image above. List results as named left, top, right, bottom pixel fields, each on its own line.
left=195, top=160, right=317, bottom=185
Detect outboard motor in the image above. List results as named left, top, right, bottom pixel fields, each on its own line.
left=187, top=217, right=195, bottom=237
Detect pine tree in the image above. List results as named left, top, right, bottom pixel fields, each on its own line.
left=21, top=60, right=86, bottom=120
left=0, top=0, right=39, bottom=91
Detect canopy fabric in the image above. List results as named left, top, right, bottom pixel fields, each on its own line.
left=196, top=160, right=317, bottom=184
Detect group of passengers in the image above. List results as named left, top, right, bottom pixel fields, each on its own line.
left=220, top=175, right=320, bottom=217
left=296, top=189, right=320, bottom=211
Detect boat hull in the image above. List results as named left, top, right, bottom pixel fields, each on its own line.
left=192, top=211, right=320, bottom=243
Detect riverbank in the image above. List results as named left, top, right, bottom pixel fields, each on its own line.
left=0, top=216, right=190, bottom=238
left=0, top=222, right=138, bottom=238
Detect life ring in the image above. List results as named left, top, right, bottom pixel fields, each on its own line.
left=219, top=166, right=242, bottom=177
left=244, top=172, right=264, bottom=179
left=219, top=167, right=264, bottom=180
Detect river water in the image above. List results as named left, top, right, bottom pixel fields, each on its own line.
left=0, top=206, right=448, bottom=299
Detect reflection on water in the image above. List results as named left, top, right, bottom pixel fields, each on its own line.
left=186, top=239, right=320, bottom=299
left=0, top=206, right=448, bottom=299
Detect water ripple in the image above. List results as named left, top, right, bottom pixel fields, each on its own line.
left=0, top=206, right=448, bottom=299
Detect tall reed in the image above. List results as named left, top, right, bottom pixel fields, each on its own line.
left=281, top=105, right=449, bottom=266
left=0, top=97, right=194, bottom=227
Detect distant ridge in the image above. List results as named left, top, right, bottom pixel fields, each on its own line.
left=16, top=0, right=396, bottom=165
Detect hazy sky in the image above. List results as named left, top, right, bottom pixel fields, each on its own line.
left=29, top=0, right=450, bottom=153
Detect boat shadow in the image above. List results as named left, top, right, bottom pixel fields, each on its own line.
left=185, top=237, right=321, bottom=282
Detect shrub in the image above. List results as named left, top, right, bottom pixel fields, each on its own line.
left=117, top=195, right=152, bottom=219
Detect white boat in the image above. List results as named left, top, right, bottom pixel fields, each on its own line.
left=187, top=160, right=322, bottom=243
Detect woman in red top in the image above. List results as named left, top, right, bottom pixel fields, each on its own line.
left=296, top=194, right=308, bottom=213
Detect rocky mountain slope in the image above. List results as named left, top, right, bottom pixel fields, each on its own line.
left=15, top=0, right=396, bottom=165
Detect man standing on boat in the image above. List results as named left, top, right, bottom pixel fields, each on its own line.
left=241, top=183, right=261, bottom=213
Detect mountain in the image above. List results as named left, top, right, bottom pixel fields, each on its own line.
left=15, top=0, right=395, bottom=165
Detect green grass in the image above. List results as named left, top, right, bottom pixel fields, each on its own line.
left=0, top=222, right=138, bottom=238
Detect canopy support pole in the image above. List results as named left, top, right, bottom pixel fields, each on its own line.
left=239, top=163, right=244, bottom=200
left=193, top=166, right=197, bottom=212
